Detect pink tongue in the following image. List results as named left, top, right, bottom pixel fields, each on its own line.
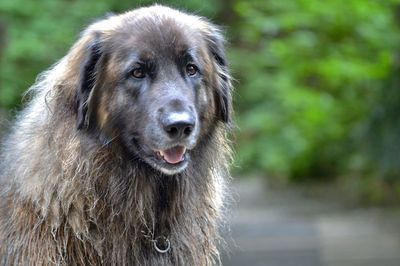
left=162, top=146, right=185, bottom=164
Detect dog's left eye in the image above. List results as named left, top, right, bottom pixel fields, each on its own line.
left=131, top=67, right=146, bottom=79
left=186, top=64, right=198, bottom=76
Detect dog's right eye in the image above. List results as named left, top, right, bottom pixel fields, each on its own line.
left=186, top=64, right=198, bottom=77
left=131, top=68, right=146, bottom=79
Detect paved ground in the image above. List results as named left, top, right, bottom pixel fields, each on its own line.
left=221, top=178, right=400, bottom=266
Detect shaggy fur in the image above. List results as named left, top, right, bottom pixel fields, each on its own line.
left=0, top=5, right=232, bottom=266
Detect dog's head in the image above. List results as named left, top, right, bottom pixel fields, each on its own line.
left=73, top=6, right=232, bottom=175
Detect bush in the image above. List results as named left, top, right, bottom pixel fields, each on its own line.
left=229, top=0, right=400, bottom=182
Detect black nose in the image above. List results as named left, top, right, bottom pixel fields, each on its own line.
left=163, top=113, right=195, bottom=140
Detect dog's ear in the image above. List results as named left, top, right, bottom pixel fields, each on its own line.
left=205, top=26, right=233, bottom=124
left=76, top=38, right=102, bottom=130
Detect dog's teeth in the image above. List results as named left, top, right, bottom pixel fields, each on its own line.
left=155, top=151, right=164, bottom=160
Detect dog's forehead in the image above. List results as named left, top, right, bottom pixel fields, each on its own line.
left=103, top=8, right=208, bottom=60
left=137, top=27, right=191, bottom=57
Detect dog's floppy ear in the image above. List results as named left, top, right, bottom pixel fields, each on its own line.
left=206, top=26, right=233, bottom=124
left=75, top=38, right=103, bottom=130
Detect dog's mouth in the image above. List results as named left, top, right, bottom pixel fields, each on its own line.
left=154, top=146, right=187, bottom=165
left=130, top=138, right=189, bottom=175
left=150, top=145, right=189, bottom=174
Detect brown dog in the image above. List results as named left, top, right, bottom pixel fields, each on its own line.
left=0, top=5, right=232, bottom=266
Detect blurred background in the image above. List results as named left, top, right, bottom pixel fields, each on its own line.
left=1, top=0, right=400, bottom=265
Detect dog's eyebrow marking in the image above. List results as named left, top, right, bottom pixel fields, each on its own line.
left=124, top=54, right=140, bottom=70
left=123, top=53, right=155, bottom=76
left=183, top=48, right=196, bottom=60
left=139, top=51, right=155, bottom=61
left=179, top=48, right=202, bottom=70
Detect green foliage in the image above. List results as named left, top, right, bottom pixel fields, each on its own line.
left=362, top=65, right=400, bottom=181
left=229, top=0, right=400, bottom=182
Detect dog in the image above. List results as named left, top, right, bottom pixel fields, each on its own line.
left=0, top=5, right=232, bottom=266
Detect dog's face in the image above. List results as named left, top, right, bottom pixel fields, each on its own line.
left=75, top=6, right=232, bottom=175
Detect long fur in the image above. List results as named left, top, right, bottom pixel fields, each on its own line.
left=0, top=6, right=232, bottom=266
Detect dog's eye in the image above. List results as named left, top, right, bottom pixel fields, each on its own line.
left=131, top=68, right=146, bottom=79
left=186, top=64, right=198, bottom=76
